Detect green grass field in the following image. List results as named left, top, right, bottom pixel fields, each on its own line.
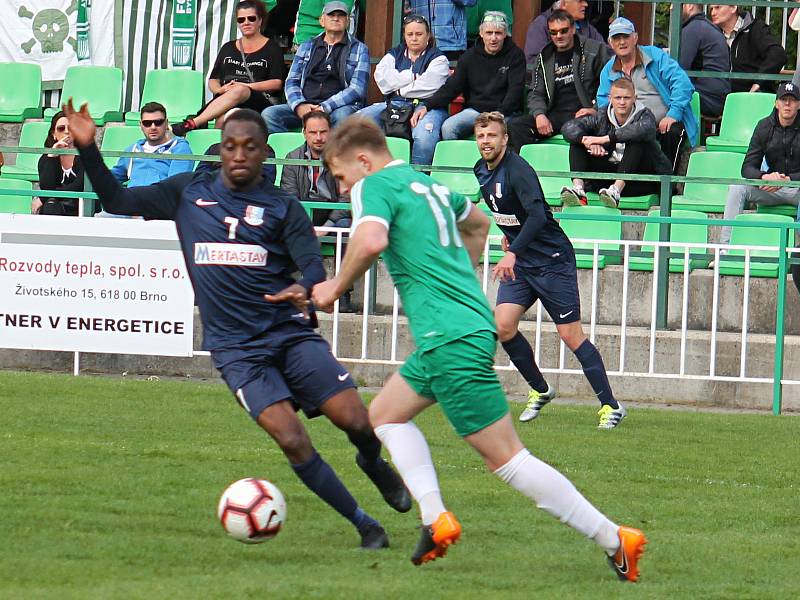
left=1, top=371, right=797, bottom=599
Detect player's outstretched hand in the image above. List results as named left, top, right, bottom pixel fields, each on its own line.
left=310, top=279, right=339, bottom=314
left=492, top=251, right=516, bottom=282
left=265, top=283, right=310, bottom=317
left=61, top=98, right=96, bottom=148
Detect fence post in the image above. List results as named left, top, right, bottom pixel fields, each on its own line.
left=772, top=225, right=789, bottom=415
left=668, top=2, right=683, bottom=60
left=656, top=176, right=672, bottom=329
left=81, top=177, right=95, bottom=217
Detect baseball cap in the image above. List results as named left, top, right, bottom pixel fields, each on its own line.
left=608, top=17, right=636, bottom=38
left=322, top=1, right=349, bottom=15
left=777, top=81, right=800, bottom=100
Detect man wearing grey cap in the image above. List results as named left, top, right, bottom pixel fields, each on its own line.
left=720, top=81, right=800, bottom=245
left=263, top=1, right=369, bottom=133
left=596, top=17, right=698, bottom=173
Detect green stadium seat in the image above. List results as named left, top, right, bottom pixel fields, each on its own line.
left=628, top=209, right=709, bottom=272
left=0, top=177, right=34, bottom=214
left=718, top=213, right=794, bottom=277
left=671, top=151, right=745, bottom=213
left=0, top=62, right=42, bottom=122
left=756, top=203, right=798, bottom=218
left=45, top=66, right=123, bottom=125
left=267, top=132, right=305, bottom=185
left=100, top=126, right=144, bottom=169
left=690, top=90, right=700, bottom=127
left=541, top=133, right=569, bottom=146
left=519, top=143, right=570, bottom=206
left=478, top=205, right=506, bottom=263
left=431, top=140, right=481, bottom=198
left=185, top=128, right=222, bottom=170
left=558, top=205, right=622, bottom=269
left=385, top=136, right=411, bottom=162
left=585, top=190, right=659, bottom=210
left=705, top=93, right=775, bottom=153
left=1, top=121, right=50, bottom=182
left=125, top=69, right=204, bottom=125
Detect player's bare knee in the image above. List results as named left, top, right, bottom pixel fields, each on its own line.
left=495, top=319, right=519, bottom=342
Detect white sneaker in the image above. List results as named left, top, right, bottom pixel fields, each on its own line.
left=598, top=186, right=620, bottom=208
left=597, top=402, right=627, bottom=429
left=519, top=384, right=557, bottom=422
left=560, top=186, right=587, bottom=207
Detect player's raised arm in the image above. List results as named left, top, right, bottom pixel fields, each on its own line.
left=63, top=99, right=185, bottom=220
left=456, top=202, right=490, bottom=266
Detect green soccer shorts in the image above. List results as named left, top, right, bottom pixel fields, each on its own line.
left=399, top=329, right=509, bottom=437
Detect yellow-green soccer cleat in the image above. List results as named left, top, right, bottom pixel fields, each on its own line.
left=597, top=402, right=627, bottom=429
left=519, top=384, right=556, bottom=422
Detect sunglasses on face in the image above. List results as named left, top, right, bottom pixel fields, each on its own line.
left=141, top=118, right=166, bottom=127
left=237, top=15, right=258, bottom=24
left=55, top=124, right=68, bottom=132
left=549, top=27, right=571, bottom=36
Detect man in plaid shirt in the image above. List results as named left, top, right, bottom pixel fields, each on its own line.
left=263, top=1, right=369, bottom=133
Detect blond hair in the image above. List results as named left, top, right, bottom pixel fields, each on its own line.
left=322, top=116, right=390, bottom=168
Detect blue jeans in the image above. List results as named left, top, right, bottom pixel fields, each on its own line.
left=356, top=101, right=447, bottom=166
left=261, top=103, right=359, bottom=133
left=441, top=108, right=480, bottom=140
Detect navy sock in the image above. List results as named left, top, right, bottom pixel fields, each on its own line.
left=292, top=450, right=375, bottom=530
left=574, top=339, right=618, bottom=408
left=348, top=430, right=382, bottom=465
left=501, top=332, right=548, bottom=393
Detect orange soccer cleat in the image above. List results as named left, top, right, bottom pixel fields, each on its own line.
left=410, top=511, right=462, bottom=565
left=608, top=525, right=648, bottom=582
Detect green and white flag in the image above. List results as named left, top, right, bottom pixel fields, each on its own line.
left=76, top=0, right=90, bottom=60
left=171, top=0, right=197, bottom=69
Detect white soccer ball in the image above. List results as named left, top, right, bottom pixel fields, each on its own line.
left=217, top=478, right=287, bottom=544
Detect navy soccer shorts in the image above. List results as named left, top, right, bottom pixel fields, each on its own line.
left=211, top=322, right=356, bottom=421
left=496, top=261, right=582, bottom=325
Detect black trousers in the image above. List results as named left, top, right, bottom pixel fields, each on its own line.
left=507, top=111, right=574, bottom=153
left=658, top=121, right=687, bottom=174
left=568, top=141, right=660, bottom=196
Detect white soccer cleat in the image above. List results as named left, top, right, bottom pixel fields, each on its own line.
left=519, top=384, right=556, bottom=422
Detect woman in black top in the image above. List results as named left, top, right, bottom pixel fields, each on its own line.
left=35, top=110, right=85, bottom=216
left=172, top=0, right=286, bottom=136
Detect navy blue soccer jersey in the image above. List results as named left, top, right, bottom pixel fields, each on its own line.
left=474, top=150, right=574, bottom=268
left=79, top=143, right=325, bottom=351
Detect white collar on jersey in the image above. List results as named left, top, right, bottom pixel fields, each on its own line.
left=382, top=159, right=404, bottom=170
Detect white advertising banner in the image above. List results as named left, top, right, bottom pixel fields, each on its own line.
left=0, top=214, right=195, bottom=357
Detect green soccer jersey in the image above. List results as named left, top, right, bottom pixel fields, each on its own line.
left=351, top=160, right=496, bottom=351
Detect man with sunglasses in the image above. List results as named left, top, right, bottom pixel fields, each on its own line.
left=99, top=102, right=192, bottom=218
left=508, top=9, right=608, bottom=152
left=525, top=0, right=605, bottom=62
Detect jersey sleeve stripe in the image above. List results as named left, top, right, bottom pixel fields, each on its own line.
left=350, top=179, right=365, bottom=222
left=456, top=200, right=473, bottom=223
left=352, top=215, right=390, bottom=232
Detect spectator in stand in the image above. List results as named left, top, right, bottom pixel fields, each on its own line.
left=281, top=111, right=349, bottom=229
left=293, top=0, right=358, bottom=46
left=678, top=3, right=730, bottom=118
left=720, top=82, right=800, bottom=245
left=405, top=0, right=478, bottom=59
left=280, top=109, right=354, bottom=311
left=414, top=11, right=525, bottom=142
left=0, top=152, right=4, bottom=174
left=356, top=14, right=449, bottom=165
left=508, top=9, right=608, bottom=151
left=172, top=1, right=286, bottom=136
left=262, top=1, right=369, bottom=133
left=710, top=4, right=787, bottom=94
left=34, top=111, right=85, bottom=216
left=597, top=17, right=698, bottom=174
left=525, top=0, right=605, bottom=63
left=98, top=103, right=193, bottom=218
left=560, top=78, right=672, bottom=208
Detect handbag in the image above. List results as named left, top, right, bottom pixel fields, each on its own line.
left=379, top=100, right=416, bottom=141
left=238, top=41, right=281, bottom=107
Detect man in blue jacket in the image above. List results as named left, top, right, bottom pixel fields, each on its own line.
left=597, top=17, right=698, bottom=173
left=263, top=1, right=369, bottom=133
left=98, top=101, right=193, bottom=218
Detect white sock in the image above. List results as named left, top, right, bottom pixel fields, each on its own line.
left=494, top=449, right=620, bottom=555
left=374, top=422, right=447, bottom=525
